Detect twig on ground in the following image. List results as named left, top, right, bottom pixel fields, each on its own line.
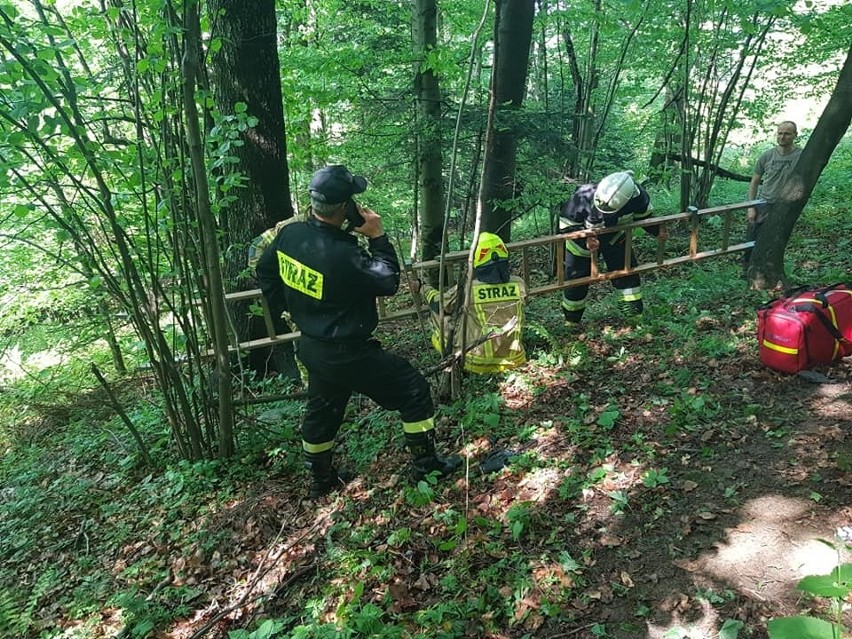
left=546, top=623, right=597, bottom=639
left=186, top=510, right=329, bottom=639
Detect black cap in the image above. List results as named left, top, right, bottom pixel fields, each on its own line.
left=308, top=165, right=368, bottom=205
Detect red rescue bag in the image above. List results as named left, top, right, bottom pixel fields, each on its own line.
left=757, top=283, right=852, bottom=374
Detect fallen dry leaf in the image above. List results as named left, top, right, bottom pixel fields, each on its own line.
left=599, top=535, right=622, bottom=547
left=388, top=582, right=409, bottom=601
left=414, top=574, right=431, bottom=591
left=672, top=558, right=701, bottom=572
left=682, top=480, right=698, bottom=492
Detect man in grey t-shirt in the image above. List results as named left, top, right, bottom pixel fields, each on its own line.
left=743, top=120, right=801, bottom=271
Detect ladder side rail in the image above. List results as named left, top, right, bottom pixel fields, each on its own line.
left=258, top=294, right=278, bottom=339
left=217, top=200, right=764, bottom=352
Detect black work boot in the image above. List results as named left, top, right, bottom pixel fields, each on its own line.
left=618, top=298, right=644, bottom=317
left=405, top=431, right=462, bottom=482
left=563, top=308, right=584, bottom=330
left=304, top=450, right=352, bottom=499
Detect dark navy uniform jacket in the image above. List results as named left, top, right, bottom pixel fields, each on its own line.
left=560, top=182, right=657, bottom=234
left=256, top=218, right=400, bottom=341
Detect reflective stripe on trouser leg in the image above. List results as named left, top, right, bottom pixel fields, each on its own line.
left=562, top=295, right=587, bottom=323
left=616, top=285, right=643, bottom=316
left=563, top=245, right=591, bottom=323
left=303, top=440, right=334, bottom=454
left=404, top=420, right=438, bottom=468
left=617, top=286, right=642, bottom=302
left=300, top=375, right=350, bottom=456
left=403, top=416, right=435, bottom=434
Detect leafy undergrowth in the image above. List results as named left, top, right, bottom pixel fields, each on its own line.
left=2, top=210, right=852, bottom=639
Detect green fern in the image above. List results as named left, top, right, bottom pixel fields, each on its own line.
left=0, top=567, right=60, bottom=637
left=0, top=586, right=24, bottom=637
left=524, top=321, right=561, bottom=356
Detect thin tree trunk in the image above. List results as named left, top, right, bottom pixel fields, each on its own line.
left=414, top=0, right=445, bottom=272
left=182, top=1, right=235, bottom=457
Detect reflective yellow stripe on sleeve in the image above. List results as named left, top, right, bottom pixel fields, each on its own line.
left=566, top=239, right=591, bottom=257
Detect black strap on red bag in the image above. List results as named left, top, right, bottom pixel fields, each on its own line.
left=789, top=304, right=849, bottom=344
left=788, top=283, right=852, bottom=346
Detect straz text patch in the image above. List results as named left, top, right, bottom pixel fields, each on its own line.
left=277, top=251, right=323, bottom=300
left=473, top=282, right=520, bottom=302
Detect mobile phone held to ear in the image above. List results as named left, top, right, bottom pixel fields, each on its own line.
left=342, top=198, right=366, bottom=231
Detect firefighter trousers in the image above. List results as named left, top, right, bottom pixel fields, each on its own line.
left=562, top=237, right=642, bottom=321
left=297, top=336, right=435, bottom=454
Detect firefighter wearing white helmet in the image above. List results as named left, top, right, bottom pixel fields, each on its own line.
left=417, top=232, right=527, bottom=373
left=558, top=171, right=662, bottom=326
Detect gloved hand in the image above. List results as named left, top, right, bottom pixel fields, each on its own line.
left=478, top=448, right=517, bottom=474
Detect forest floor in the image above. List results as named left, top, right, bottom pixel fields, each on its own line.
left=2, top=263, right=851, bottom=639
left=198, top=292, right=852, bottom=639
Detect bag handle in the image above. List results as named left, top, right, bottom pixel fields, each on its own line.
left=759, top=283, right=852, bottom=311
left=792, top=305, right=849, bottom=343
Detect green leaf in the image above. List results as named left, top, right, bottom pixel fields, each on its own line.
left=455, top=516, right=467, bottom=535
left=767, top=616, right=842, bottom=639
left=254, top=619, right=282, bottom=639
left=234, top=101, right=248, bottom=113
left=719, top=618, right=744, bottom=639
left=136, top=58, right=150, bottom=73
left=597, top=409, right=620, bottom=428
left=797, top=563, right=852, bottom=598
left=131, top=619, right=154, bottom=637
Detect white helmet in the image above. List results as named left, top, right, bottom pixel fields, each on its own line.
left=594, top=171, right=640, bottom=215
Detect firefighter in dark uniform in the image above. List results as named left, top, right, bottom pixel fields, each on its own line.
left=256, top=165, right=461, bottom=498
left=560, top=171, right=663, bottom=326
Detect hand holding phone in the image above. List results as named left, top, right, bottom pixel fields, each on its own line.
left=344, top=198, right=366, bottom=229
left=353, top=207, right=384, bottom=239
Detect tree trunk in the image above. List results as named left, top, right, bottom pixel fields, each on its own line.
left=209, top=0, right=297, bottom=378
left=747, top=43, right=852, bottom=289
left=210, top=0, right=294, bottom=254
left=561, top=27, right=583, bottom=177
left=413, top=0, right=444, bottom=274
left=577, top=0, right=600, bottom=181
left=480, top=0, right=535, bottom=242
left=679, top=0, right=693, bottom=212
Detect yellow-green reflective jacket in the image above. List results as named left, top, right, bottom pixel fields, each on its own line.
left=423, top=276, right=527, bottom=374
